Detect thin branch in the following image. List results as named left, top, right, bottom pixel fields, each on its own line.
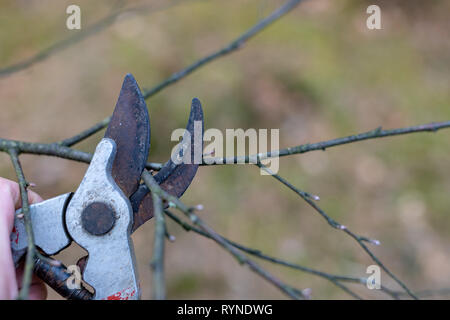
left=4, top=120, right=450, bottom=172
left=164, top=209, right=405, bottom=300
left=256, top=162, right=418, bottom=300
left=59, top=0, right=305, bottom=147
left=58, top=118, right=110, bottom=147
left=141, top=0, right=305, bottom=100
left=149, top=191, right=166, bottom=300
left=396, top=288, right=450, bottom=298
left=0, top=139, right=92, bottom=162
left=204, top=121, right=450, bottom=165
left=7, top=149, right=35, bottom=299
left=0, top=0, right=190, bottom=77
left=0, top=138, right=162, bottom=170
left=164, top=209, right=363, bottom=299
left=141, top=169, right=306, bottom=300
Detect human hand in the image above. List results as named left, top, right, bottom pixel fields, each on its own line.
left=0, top=177, right=47, bottom=299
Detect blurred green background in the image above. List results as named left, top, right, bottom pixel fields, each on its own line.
left=1, top=0, right=450, bottom=299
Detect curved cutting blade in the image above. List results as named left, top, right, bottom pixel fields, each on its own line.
left=130, top=98, right=204, bottom=233
left=104, top=73, right=150, bottom=198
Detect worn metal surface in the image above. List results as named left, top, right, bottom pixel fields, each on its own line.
left=34, top=258, right=93, bottom=300
left=104, top=73, right=150, bottom=198
left=65, top=139, right=140, bottom=300
left=130, top=98, right=204, bottom=233
left=10, top=193, right=72, bottom=266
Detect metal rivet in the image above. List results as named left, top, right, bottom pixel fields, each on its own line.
left=81, top=202, right=116, bottom=236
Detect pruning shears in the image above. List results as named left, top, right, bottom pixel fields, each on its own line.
left=10, top=74, right=204, bottom=300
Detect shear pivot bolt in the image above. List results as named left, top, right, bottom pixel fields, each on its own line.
left=81, top=202, right=116, bottom=236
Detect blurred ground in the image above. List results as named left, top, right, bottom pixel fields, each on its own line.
left=1, top=0, right=450, bottom=299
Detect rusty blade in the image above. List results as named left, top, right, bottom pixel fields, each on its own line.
left=130, top=98, right=204, bottom=233
left=76, top=74, right=150, bottom=274
left=104, top=74, right=150, bottom=197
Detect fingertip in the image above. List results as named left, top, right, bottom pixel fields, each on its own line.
left=0, top=177, right=20, bottom=206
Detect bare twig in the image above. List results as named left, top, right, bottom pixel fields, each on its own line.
left=256, top=162, right=418, bottom=299
left=149, top=191, right=166, bottom=300
left=396, top=288, right=450, bottom=298
left=140, top=0, right=305, bottom=100
left=165, top=209, right=370, bottom=299
left=58, top=0, right=305, bottom=147
left=0, top=0, right=190, bottom=77
left=7, top=149, right=35, bottom=300
left=141, top=170, right=306, bottom=299
left=58, top=118, right=111, bottom=147
left=3, top=121, right=450, bottom=172
left=204, top=122, right=450, bottom=165
left=164, top=209, right=408, bottom=300
left=0, top=138, right=162, bottom=170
